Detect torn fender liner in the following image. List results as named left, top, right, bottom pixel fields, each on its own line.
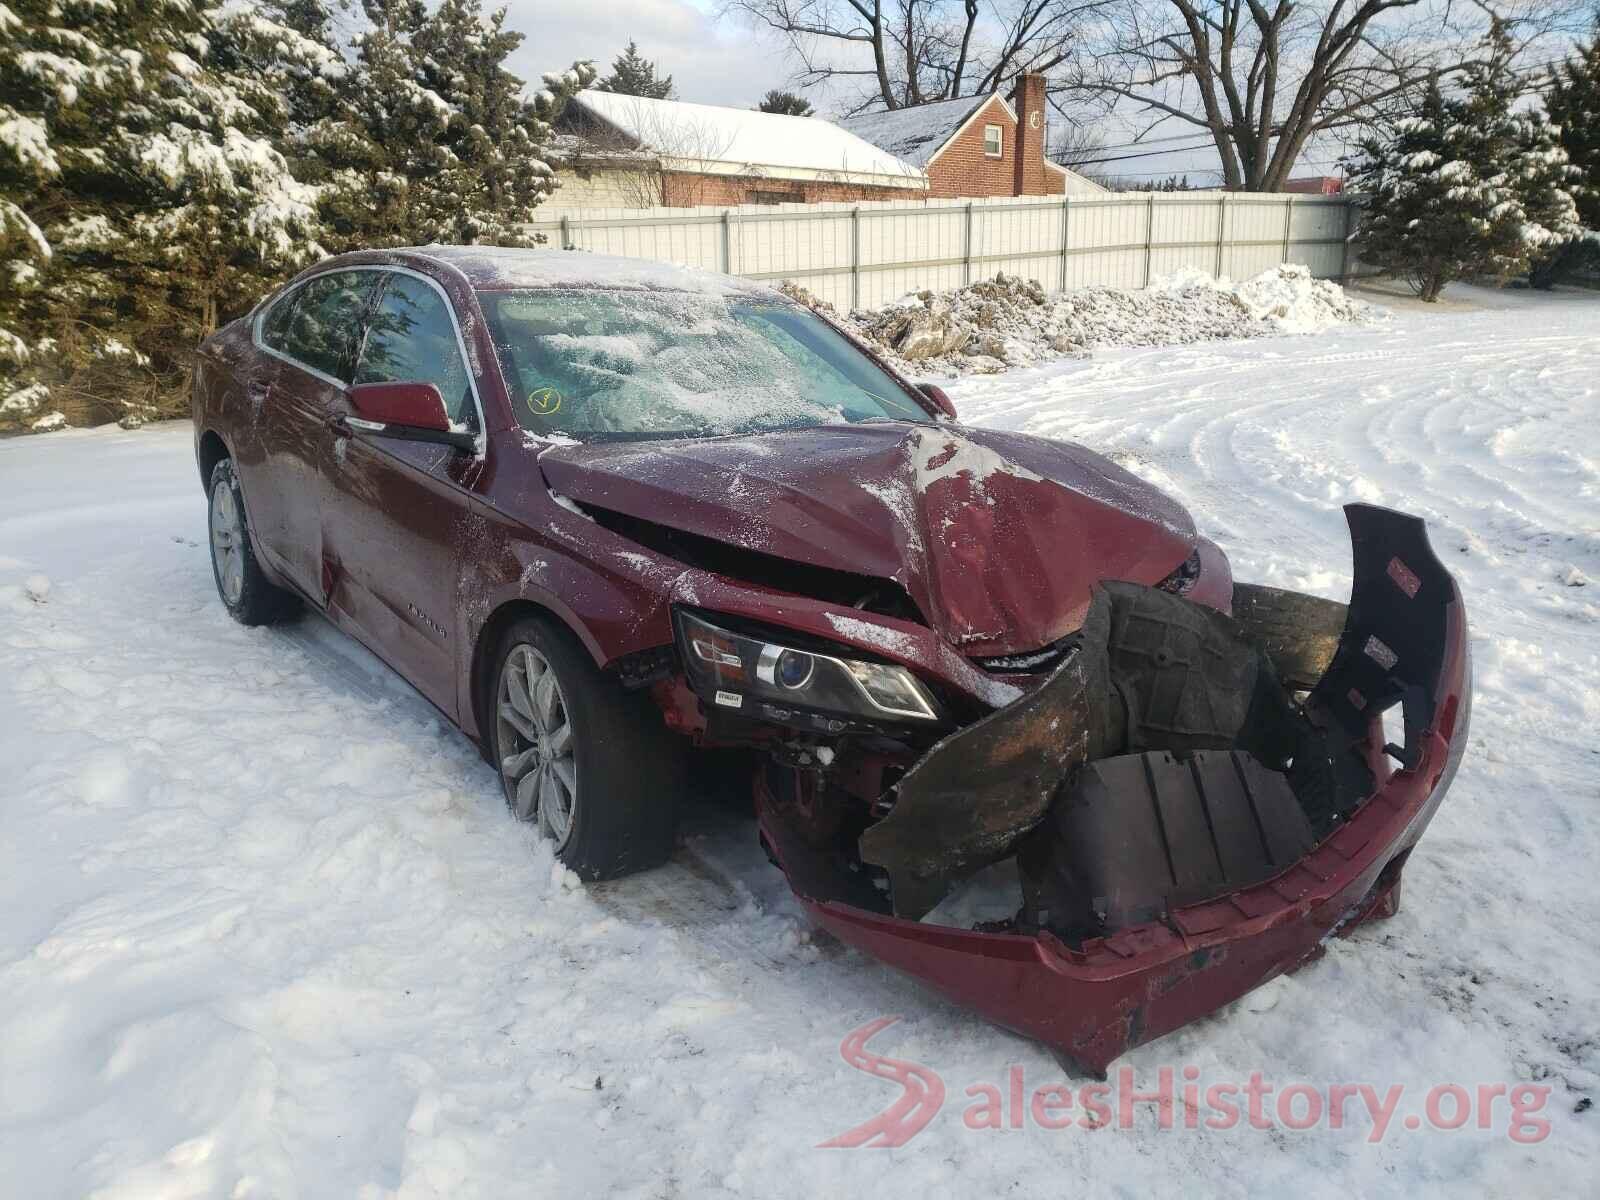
left=1230, top=583, right=1348, bottom=691
left=857, top=594, right=1123, bottom=919
left=1018, top=749, right=1316, bottom=935
left=862, top=580, right=1299, bottom=918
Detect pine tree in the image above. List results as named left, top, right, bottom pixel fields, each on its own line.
left=1530, top=31, right=1600, bottom=287
left=0, top=0, right=326, bottom=427
left=251, top=1, right=358, bottom=173
left=0, top=1, right=56, bottom=420
left=410, top=0, right=595, bottom=243
left=757, top=90, right=813, bottom=116
left=596, top=41, right=673, bottom=100
left=1348, top=23, right=1584, bottom=302
left=301, top=0, right=593, bottom=251
left=1546, top=32, right=1600, bottom=228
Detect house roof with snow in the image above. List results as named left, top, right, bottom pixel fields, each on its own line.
left=839, top=94, right=1107, bottom=193
left=563, top=91, right=927, bottom=191
left=836, top=96, right=998, bottom=168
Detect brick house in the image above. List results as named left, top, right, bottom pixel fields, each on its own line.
left=1284, top=175, right=1344, bottom=195
left=549, top=91, right=928, bottom=210
left=838, top=74, right=1105, bottom=199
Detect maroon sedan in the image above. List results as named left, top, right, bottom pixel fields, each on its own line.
left=193, top=248, right=1469, bottom=1072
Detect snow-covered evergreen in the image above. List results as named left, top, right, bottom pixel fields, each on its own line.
left=1349, top=23, right=1585, bottom=302
left=1530, top=30, right=1600, bottom=287
left=0, top=0, right=329, bottom=426
left=410, top=0, right=595, bottom=245
left=280, top=0, right=594, bottom=251
left=0, top=0, right=593, bottom=429
left=1545, top=32, right=1600, bottom=228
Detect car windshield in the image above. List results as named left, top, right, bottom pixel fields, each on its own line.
left=479, top=288, right=932, bottom=441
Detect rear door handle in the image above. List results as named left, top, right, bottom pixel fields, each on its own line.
left=246, top=380, right=271, bottom=404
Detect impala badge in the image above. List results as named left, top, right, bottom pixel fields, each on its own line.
left=408, top=603, right=446, bottom=638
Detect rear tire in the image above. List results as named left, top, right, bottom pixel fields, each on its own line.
left=490, top=615, right=684, bottom=880
left=208, top=458, right=299, bottom=626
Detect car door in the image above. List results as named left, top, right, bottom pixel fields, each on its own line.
left=320, top=270, right=485, bottom=718
left=250, top=270, right=379, bottom=600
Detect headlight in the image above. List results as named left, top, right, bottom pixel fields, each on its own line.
left=675, top=610, right=942, bottom=725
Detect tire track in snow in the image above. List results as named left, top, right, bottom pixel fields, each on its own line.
left=952, top=293, right=1600, bottom=1139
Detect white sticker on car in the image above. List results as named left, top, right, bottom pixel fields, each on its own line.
left=714, top=690, right=744, bottom=709
left=1363, top=635, right=1399, bottom=671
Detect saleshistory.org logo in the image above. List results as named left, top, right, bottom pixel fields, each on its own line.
left=819, top=1018, right=1555, bottom=1148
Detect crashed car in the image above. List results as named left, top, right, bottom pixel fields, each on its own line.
left=193, top=248, right=1470, bottom=1073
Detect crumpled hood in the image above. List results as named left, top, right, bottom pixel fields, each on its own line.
left=537, top=422, right=1196, bottom=656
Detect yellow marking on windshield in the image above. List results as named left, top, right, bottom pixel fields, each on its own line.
left=527, top=387, right=562, bottom=416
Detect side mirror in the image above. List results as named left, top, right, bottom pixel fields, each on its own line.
left=917, top=382, right=957, bottom=420
left=346, top=382, right=475, bottom=452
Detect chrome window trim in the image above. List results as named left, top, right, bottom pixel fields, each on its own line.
left=251, top=261, right=488, bottom=459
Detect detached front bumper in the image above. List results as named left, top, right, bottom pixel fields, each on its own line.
left=757, top=504, right=1471, bottom=1074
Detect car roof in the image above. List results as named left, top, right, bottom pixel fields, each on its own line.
left=321, top=245, right=778, bottom=300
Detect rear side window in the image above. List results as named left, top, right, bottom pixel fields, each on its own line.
left=265, top=271, right=377, bottom=383
left=355, top=275, right=475, bottom=428
left=260, top=288, right=299, bottom=352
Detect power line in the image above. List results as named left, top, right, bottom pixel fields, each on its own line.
left=1054, top=126, right=1229, bottom=153
left=1062, top=138, right=1225, bottom=167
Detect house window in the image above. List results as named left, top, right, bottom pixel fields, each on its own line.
left=749, top=188, right=804, bottom=206
left=983, top=124, right=1003, bottom=158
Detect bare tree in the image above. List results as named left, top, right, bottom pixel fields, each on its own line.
left=1060, top=0, right=1591, bottom=191
left=1049, top=123, right=1106, bottom=167
left=724, top=0, right=1111, bottom=113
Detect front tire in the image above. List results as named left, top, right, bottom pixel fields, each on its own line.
left=208, top=458, right=298, bottom=626
left=491, top=616, right=683, bottom=879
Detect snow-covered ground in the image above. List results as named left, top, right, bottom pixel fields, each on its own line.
left=2, top=285, right=1597, bottom=1196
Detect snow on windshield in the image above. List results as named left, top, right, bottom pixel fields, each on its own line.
left=481, top=289, right=929, bottom=441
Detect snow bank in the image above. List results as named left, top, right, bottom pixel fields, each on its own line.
left=782, top=264, right=1379, bottom=375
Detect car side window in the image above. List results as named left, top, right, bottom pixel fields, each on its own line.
left=274, top=271, right=377, bottom=383
left=260, top=287, right=301, bottom=354
left=356, top=275, right=476, bottom=429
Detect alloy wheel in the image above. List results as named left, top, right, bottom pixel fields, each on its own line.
left=497, top=643, right=579, bottom=846
left=210, top=481, right=245, bottom=605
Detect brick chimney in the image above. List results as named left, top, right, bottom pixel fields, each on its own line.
left=1009, top=72, right=1047, bottom=196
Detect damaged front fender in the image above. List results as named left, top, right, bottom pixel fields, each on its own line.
left=758, top=503, right=1471, bottom=1072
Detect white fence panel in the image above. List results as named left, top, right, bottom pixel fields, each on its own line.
left=526, top=193, right=1356, bottom=308
left=1149, top=195, right=1227, bottom=279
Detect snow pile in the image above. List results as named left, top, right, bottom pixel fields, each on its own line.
left=1159, top=264, right=1376, bottom=334
left=783, top=264, right=1378, bottom=375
